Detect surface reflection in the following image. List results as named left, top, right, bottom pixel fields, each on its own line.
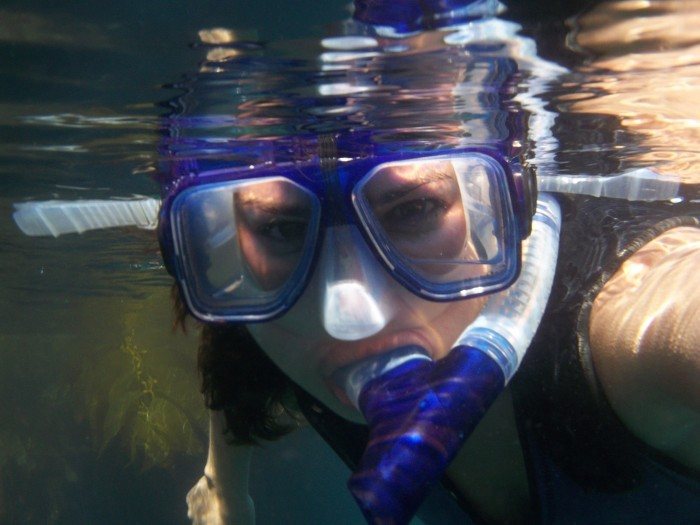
left=562, top=0, right=700, bottom=183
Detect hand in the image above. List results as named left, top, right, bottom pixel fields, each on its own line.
left=187, top=411, right=256, bottom=524
left=187, top=474, right=255, bottom=525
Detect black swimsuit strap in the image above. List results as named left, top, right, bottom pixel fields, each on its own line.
left=294, top=385, right=368, bottom=470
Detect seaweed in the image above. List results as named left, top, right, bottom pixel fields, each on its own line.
left=81, top=292, right=208, bottom=469
left=0, top=287, right=208, bottom=522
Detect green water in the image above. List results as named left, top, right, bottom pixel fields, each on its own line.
left=0, top=0, right=364, bottom=522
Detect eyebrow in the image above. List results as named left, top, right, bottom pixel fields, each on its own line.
left=237, top=197, right=311, bottom=218
left=370, top=169, right=454, bottom=206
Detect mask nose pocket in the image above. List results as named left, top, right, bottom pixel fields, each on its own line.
left=320, top=225, right=391, bottom=340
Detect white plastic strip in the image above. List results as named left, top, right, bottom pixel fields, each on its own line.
left=538, top=168, right=681, bottom=202
left=12, top=198, right=161, bottom=237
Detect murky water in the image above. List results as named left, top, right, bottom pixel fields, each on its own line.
left=1, top=1, right=362, bottom=523
left=2, top=1, right=698, bottom=523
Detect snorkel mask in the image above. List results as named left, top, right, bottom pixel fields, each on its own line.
left=158, top=142, right=532, bottom=322
left=155, top=4, right=554, bottom=523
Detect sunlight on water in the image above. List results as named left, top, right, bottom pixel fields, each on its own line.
left=551, top=1, right=700, bottom=184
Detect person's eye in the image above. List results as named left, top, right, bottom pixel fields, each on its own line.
left=258, top=218, right=309, bottom=247
left=382, top=198, right=447, bottom=233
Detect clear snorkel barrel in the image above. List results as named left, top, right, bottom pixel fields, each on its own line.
left=338, top=193, right=561, bottom=524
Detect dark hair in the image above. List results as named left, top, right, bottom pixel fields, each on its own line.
left=173, top=285, right=301, bottom=445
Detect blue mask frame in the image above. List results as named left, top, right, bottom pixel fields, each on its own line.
left=158, top=144, right=532, bottom=323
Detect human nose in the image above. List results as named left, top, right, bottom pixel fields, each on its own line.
left=319, top=225, right=393, bottom=341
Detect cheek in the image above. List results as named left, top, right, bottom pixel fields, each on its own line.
left=436, top=206, right=469, bottom=257
left=247, top=322, right=309, bottom=377
left=393, top=205, right=468, bottom=261
left=238, top=229, right=294, bottom=290
left=246, top=290, right=327, bottom=389
left=247, top=319, right=362, bottom=421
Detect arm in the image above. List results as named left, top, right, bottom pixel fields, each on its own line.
left=589, top=226, right=700, bottom=470
left=187, top=411, right=255, bottom=525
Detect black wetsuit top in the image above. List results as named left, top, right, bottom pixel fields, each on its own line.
left=297, top=195, right=700, bottom=524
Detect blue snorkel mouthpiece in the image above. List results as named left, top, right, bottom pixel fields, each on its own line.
left=347, top=345, right=504, bottom=524
left=340, top=194, right=562, bottom=524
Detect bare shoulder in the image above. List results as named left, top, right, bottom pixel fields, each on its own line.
left=589, top=226, right=700, bottom=471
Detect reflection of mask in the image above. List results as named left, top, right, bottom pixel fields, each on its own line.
left=352, top=0, right=504, bottom=35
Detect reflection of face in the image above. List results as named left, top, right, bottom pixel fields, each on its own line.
left=241, top=162, right=486, bottom=423
left=564, top=1, right=700, bottom=184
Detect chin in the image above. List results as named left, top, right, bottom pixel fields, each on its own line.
left=314, top=385, right=367, bottom=424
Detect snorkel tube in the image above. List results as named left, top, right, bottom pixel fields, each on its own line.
left=338, top=194, right=561, bottom=524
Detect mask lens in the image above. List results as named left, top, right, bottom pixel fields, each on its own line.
left=172, top=177, right=319, bottom=319
left=354, top=154, right=514, bottom=295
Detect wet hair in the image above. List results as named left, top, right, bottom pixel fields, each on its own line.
left=173, top=285, right=301, bottom=445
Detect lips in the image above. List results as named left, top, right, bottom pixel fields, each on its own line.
left=319, top=328, right=438, bottom=399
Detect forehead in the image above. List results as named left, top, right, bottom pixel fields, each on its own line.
left=373, top=159, right=455, bottom=179
left=234, top=178, right=315, bottom=210
left=361, top=159, right=456, bottom=197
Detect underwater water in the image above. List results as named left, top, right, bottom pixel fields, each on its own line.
left=2, top=0, right=699, bottom=524
left=1, top=1, right=364, bottom=523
